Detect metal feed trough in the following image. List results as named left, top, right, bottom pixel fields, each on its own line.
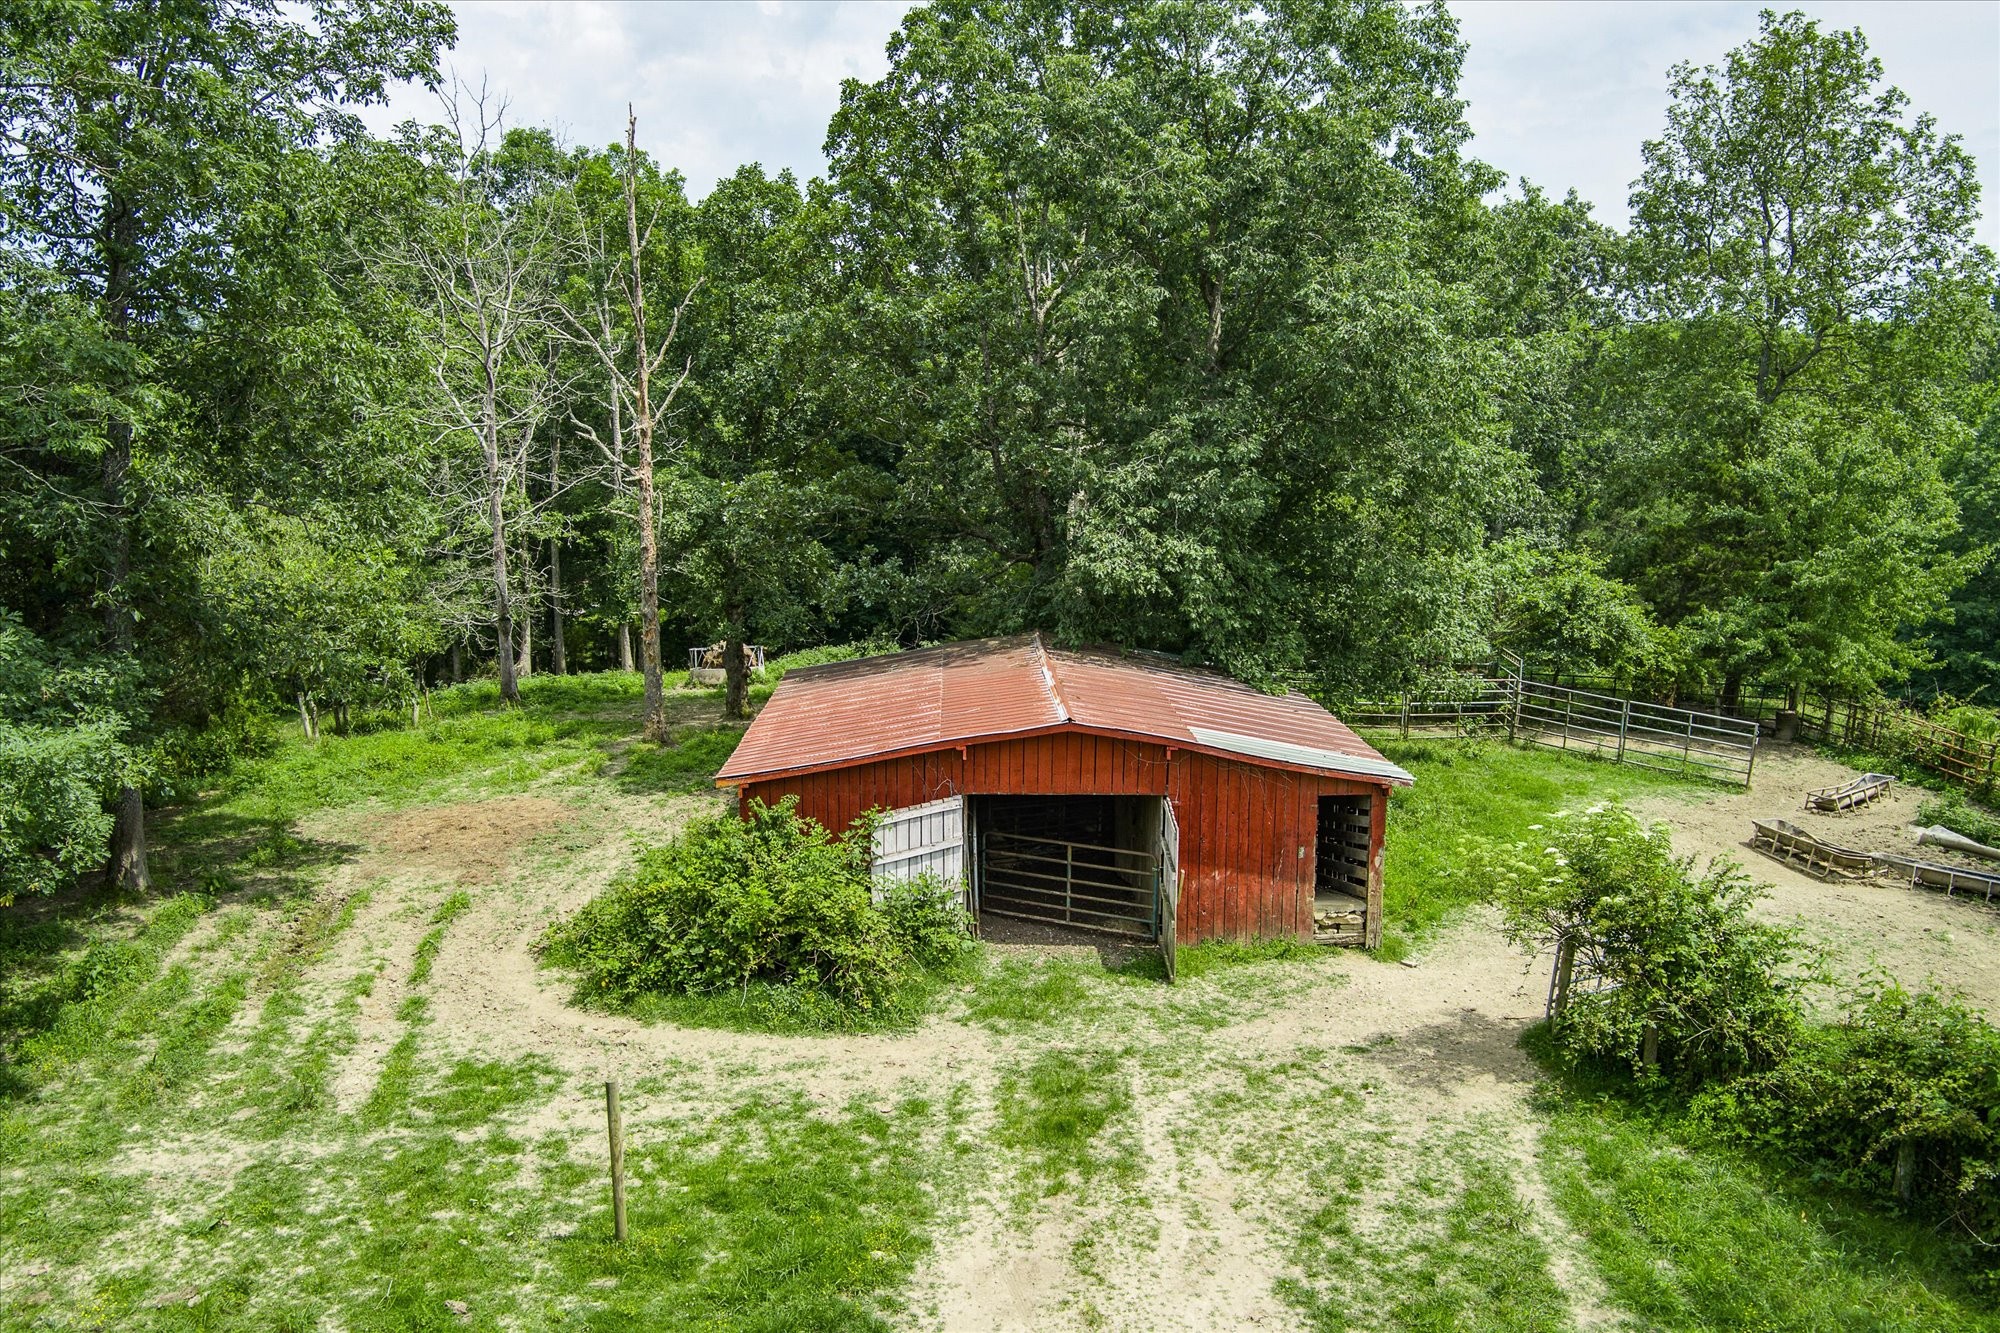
left=1803, top=772, right=1895, bottom=814
left=1749, top=818, right=1881, bottom=880
left=1875, top=854, right=2000, bottom=903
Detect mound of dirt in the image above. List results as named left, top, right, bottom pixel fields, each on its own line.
left=368, top=795, right=571, bottom=882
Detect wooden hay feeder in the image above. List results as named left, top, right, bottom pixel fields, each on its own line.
left=1749, top=818, right=1880, bottom=881
left=1803, top=772, right=1895, bottom=814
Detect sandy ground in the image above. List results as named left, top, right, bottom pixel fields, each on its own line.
left=1630, top=744, right=2000, bottom=1016
left=149, top=745, right=2000, bottom=1330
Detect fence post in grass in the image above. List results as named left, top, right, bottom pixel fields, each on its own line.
left=605, top=1080, right=627, bottom=1242
left=1549, top=935, right=1577, bottom=1021
left=1400, top=693, right=1410, bottom=739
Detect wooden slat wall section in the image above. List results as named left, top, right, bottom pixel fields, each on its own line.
left=742, top=733, right=1174, bottom=836
left=740, top=734, right=1391, bottom=946
left=1365, top=785, right=1387, bottom=950
left=1166, top=753, right=1386, bottom=944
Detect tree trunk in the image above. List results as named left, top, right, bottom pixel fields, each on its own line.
left=297, top=691, right=317, bottom=741
left=485, top=387, right=518, bottom=704
left=449, top=639, right=462, bottom=683
left=515, top=596, right=532, bottom=680
left=618, top=622, right=634, bottom=672
left=1721, top=672, right=1743, bottom=713
left=548, top=437, right=565, bottom=675
left=626, top=109, right=668, bottom=743
left=99, top=197, right=149, bottom=895
left=724, top=601, right=750, bottom=721
left=105, top=783, right=149, bottom=896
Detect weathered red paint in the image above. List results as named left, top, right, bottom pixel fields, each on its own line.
left=737, top=732, right=1388, bottom=944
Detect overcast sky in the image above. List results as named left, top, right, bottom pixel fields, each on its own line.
left=355, top=0, right=2000, bottom=246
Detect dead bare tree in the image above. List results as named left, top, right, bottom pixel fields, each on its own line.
left=396, top=83, right=568, bottom=704
left=559, top=107, right=697, bottom=743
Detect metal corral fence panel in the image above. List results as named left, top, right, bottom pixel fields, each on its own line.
left=1513, top=681, right=1758, bottom=785
left=1346, top=677, right=1514, bottom=737
left=1345, top=667, right=1759, bottom=787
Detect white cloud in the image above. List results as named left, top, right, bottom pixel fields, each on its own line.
left=352, top=0, right=918, bottom=194
left=1452, top=0, right=2000, bottom=246
left=354, top=0, right=1998, bottom=248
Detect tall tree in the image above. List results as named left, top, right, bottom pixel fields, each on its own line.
left=558, top=121, right=699, bottom=739
left=393, top=93, right=568, bottom=705
left=823, top=0, right=1517, bottom=687
left=1601, top=9, right=1994, bottom=701
left=0, top=0, right=452, bottom=888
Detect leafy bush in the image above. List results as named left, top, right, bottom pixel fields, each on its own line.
left=1692, top=984, right=2000, bottom=1288
left=1916, top=790, right=2000, bottom=847
left=147, top=712, right=279, bottom=806
left=1487, top=804, right=1812, bottom=1088
left=758, top=641, right=898, bottom=682
left=0, top=611, right=139, bottom=903
left=0, top=718, right=132, bottom=905
left=1930, top=700, right=2000, bottom=742
left=542, top=798, right=972, bottom=1029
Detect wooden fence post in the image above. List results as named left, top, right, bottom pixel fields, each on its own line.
left=1549, top=936, right=1577, bottom=1020
left=605, top=1080, right=627, bottom=1242
left=1400, top=693, right=1410, bottom=740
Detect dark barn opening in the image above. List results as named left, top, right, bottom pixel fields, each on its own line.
left=973, top=794, right=1169, bottom=939
left=1313, top=794, right=1373, bottom=944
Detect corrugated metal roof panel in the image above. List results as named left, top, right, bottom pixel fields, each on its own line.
left=716, top=632, right=1405, bottom=786
left=1186, top=728, right=1414, bottom=785
left=714, top=637, right=1061, bottom=782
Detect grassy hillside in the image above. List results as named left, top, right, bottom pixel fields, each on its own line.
left=0, top=674, right=1990, bottom=1330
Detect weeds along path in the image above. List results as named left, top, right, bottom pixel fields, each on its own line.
left=1631, top=744, right=2000, bottom=1015
left=14, top=701, right=1992, bottom=1330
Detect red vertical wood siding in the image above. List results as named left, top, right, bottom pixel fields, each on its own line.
left=738, top=731, right=1389, bottom=944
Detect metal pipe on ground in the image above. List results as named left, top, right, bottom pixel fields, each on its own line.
left=1917, top=826, right=2000, bottom=863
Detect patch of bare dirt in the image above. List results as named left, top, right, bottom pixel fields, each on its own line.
left=362, top=795, right=572, bottom=884
left=1631, top=744, right=2000, bottom=1014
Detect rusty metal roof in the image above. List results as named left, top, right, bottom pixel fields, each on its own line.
left=716, top=634, right=1411, bottom=787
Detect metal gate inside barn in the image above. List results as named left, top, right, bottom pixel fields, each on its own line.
left=968, top=794, right=1179, bottom=940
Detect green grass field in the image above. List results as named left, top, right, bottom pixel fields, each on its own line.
left=0, top=674, right=1992, bottom=1330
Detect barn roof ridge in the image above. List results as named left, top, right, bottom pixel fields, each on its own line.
left=717, top=634, right=1411, bottom=787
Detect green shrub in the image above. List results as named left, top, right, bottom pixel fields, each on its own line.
left=1692, top=984, right=2000, bottom=1289
left=1916, top=790, right=2000, bottom=847
left=542, top=798, right=971, bottom=1027
left=146, top=713, right=279, bottom=806
left=758, top=641, right=898, bottom=682
left=1486, top=804, right=1812, bottom=1088
left=0, top=718, right=132, bottom=905
left=1930, top=700, right=2000, bottom=742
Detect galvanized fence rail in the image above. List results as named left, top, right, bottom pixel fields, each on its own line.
left=1347, top=659, right=1760, bottom=787
left=978, top=831, right=1160, bottom=937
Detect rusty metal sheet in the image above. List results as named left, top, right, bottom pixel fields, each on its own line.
left=717, top=633, right=1404, bottom=787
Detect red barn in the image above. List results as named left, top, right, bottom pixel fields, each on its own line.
left=715, top=635, right=1411, bottom=953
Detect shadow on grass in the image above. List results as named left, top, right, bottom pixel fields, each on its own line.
left=611, top=725, right=745, bottom=797
left=1521, top=1024, right=1995, bottom=1325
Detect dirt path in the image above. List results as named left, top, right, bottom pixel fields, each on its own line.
left=1630, top=744, right=2000, bottom=1015
left=218, top=745, right=1997, bottom=1330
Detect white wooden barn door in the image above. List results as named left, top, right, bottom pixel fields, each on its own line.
left=869, top=797, right=966, bottom=901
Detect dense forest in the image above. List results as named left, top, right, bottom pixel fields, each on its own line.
left=1, top=0, right=1994, bottom=901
